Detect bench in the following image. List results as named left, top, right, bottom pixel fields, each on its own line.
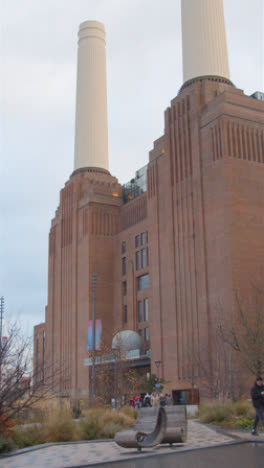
left=114, top=407, right=166, bottom=451
left=114, top=405, right=187, bottom=451
left=162, top=405, right=187, bottom=445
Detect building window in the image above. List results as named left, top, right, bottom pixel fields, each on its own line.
left=146, top=231, right=148, bottom=243
left=122, top=281, right=127, bottom=296
left=144, top=298, right=149, bottom=321
left=144, top=327, right=149, bottom=341
left=122, top=241, right=126, bottom=254
left=141, top=232, right=145, bottom=245
left=122, top=257, right=126, bottom=276
left=136, top=251, right=140, bottom=270
left=135, top=235, right=140, bottom=248
left=141, top=248, right=146, bottom=268
left=138, top=274, right=149, bottom=290
left=138, top=301, right=143, bottom=322
left=138, top=329, right=142, bottom=337
left=124, top=305, right=127, bottom=323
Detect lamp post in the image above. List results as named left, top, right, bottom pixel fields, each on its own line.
left=154, top=360, right=161, bottom=397
left=91, top=273, right=97, bottom=405
left=114, top=348, right=118, bottom=409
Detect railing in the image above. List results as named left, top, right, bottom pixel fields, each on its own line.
left=84, top=348, right=150, bottom=366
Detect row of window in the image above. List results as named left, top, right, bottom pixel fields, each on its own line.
left=136, top=248, right=148, bottom=270
left=123, top=298, right=149, bottom=323
left=122, top=274, right=149, bottom=292
left=123, top=307, right=149, bottom=341
left=122, top=254, right=149, bottom=275
left=135, top=232, right=148, bottom=248
left=121, top=232, right=148, bottom=255
left=138, top=298, right=148, bottom=322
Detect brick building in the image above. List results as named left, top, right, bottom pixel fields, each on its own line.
left=34, top=1, right=264, bottom=403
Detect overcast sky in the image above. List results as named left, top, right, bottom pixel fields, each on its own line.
left=0, top=0, right=263, bottom=337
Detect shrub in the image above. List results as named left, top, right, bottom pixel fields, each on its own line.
left=0, top=434, right=16, bottom=453
left=0, top=413, right=15, bottom=437
left=119, top=406, right=137, bottom=420
left=80, top=407, right=135, bottom=440
left=232, top=400, right=255, bottom=419
left=101, top=422, right=123, bottom=438
left=233, top=417, right=254, bottom=429
left=12, top=426, right=43, bottom=449
left=199, top=403, right=232, bottom=424
left=79, top=418, right=102, bottom=440
left=41, top=399, right=78, bottom=442
left=197, top=400, right=260, bottom=429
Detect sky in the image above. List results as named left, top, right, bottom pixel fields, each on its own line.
left=0, top=0, right=263, bottom=338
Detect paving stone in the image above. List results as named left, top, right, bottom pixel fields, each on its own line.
left=0, top=420, right=256, bottom=468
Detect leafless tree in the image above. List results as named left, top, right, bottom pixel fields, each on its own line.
left=219, top=285, right=264, bottom=378
left=0, top=322, right=61, bottom=434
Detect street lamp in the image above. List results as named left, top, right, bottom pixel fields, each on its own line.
left=91, top=273, right=97, bottom=405
left=154, top=360, right=161, bottom=397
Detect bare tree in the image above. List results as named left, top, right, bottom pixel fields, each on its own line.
left=219, top=285, right=264, bottom=378
left=0, top=322, right=61, bottom=434
left=184, top=321, right=242, bottom=401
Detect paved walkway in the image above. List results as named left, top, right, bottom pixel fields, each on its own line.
left=0, top=420, right=263, bottom=468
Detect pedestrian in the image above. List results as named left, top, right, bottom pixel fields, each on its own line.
left=160, top=393, right=166, bottom=407
left=251, top=376, right=264, bottom=435
left=134, top=394, right=141, bottom=409
left=144, top=392, right=151, bottom=407
left=151, top=392, right=159, bottom=407
left=164, top=393, right=172, bottom=406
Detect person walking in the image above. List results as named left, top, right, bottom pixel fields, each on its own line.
left=151, top=392, right=159, bottom=407
left=251, top=376, right=264, bottom=435
left=144, top=392, right=151, bottom=407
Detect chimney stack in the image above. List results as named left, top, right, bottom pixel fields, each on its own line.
left=181, top=0, right=230, bottom=84
left=74, top=21, right=109, bottom=172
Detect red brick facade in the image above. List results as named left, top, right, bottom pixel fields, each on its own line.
left=34, top=78, right=264, bottom=400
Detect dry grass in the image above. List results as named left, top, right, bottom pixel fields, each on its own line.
left=41, top=399, right=80, bottom=442
left=198, top=400, right=258, bottom=429
left=9, top=401, right=136, bottom=450
left=80, top=407, right=135, bottom=440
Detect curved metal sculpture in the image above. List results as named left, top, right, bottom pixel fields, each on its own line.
left=161, top=406, right=187, bottom=445
left=114, top=407, right=166, bottom=450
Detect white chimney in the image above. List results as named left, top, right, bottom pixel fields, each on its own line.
left=181, top=0, right=230, bottom=83
left=74, top=21, right=109, bottom=172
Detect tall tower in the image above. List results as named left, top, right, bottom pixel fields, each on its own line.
left=147, top=0, right=264, bottom=397
left=45, top=21, right=123, bottom=399
left=74, top=21, right=109, bottom=171
left=181, top=0, right=230, bottom=83
left=36, top=2, right=264, bottom=403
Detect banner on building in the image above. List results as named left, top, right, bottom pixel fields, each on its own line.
left=87, top=319, right=102, bottom=351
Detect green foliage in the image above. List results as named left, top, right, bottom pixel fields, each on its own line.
left=140, top=373, right=164, bottom=394
left=0, top=434, right=16, bottom=453
left=233, top=418, right=255, bottom=429
left=12, top=426, right=43, bottom=449
left=79, top=418, right=101, bottom=440
left=198, top=400, right=261, bottom=429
